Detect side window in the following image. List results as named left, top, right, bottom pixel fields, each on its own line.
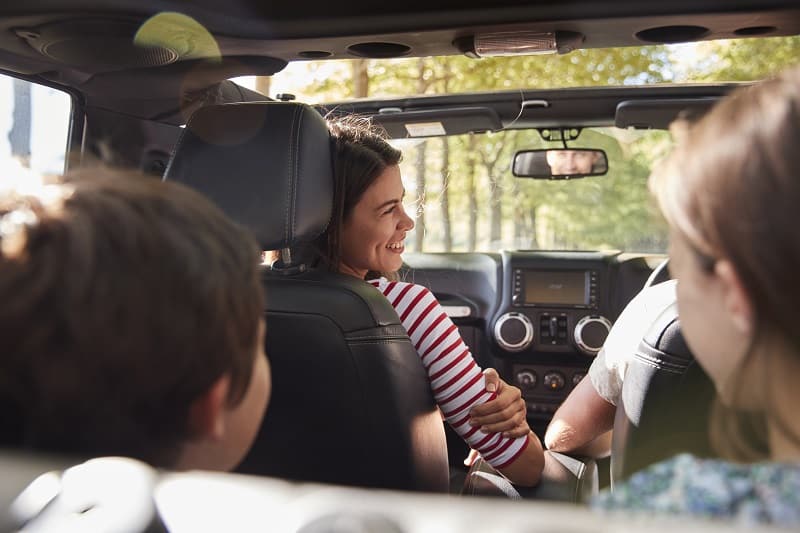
left=0, top=74, right=71, bottom=179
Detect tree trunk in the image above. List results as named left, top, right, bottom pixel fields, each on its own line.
left=9, top=79, right=31, bottom=165
left=440, top=137, right=452, bottom=251
left=414, top=143, right=427, bottom=252
left=529, top=206, right=539, bottom=249
left=477, top=136, right=505, bottom=249
left=254, top=76, right=271, bottom=97
left=437, top=64, right=453, bottom=252
left=412, top=58, right=429, bottom=252
left=514, top=204, right=524, bottom=248
left=488, top=170, right=502, bottom=247
left=466, top=136, right=478, bottom=251
left=352, top=59, right=370, bottom=98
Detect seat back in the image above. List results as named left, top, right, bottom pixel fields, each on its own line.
left=165, top=102, right=448, bottom=491
left=611, top=299, right=715, bottom=484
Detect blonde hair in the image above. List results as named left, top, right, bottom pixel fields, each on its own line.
left=650, top=65, right=800, bottom=461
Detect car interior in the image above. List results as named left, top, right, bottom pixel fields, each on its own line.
left=0, top=0, right=798, bottom=531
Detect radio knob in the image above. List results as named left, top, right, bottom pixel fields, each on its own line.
left=543, top=371, right=566, bottom=391
left=494, top=312, right=534, bottom=352
left=573, top=315, right=613, bottom=356
left=516, top=370, right=537, bottom=390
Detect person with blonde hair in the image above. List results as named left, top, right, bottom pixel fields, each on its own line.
left=593, top=65, right=800, bottom=526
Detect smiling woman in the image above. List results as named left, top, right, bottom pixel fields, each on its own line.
left=315, top=116, right=407, bottom=279
left=339, top=164, right=415, bottom=278
left=304, top=116, right=546, bottom=486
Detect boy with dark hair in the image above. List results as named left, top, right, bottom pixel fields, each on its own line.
left=0, top=169, right=270, bottom=471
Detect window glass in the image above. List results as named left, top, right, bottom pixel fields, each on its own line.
left=0, top=75, right=72, bottom=182
left=393, top=128, right=670, bottom=253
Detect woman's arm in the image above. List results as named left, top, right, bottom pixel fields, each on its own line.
left=468, top=369, right=544, bottom=485
left=370, top=279, right=544, bottom=486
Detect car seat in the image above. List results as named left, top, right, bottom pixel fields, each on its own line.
left=165, top=102, right=449, bottom=491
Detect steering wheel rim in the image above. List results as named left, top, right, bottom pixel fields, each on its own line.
left=643, top=258, right=670, bottom=289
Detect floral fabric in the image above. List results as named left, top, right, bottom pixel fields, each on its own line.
left=592, top=454, right=800, bottom=527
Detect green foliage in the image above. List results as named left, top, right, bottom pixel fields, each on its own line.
left=269, top=36, right=798, bottom=252
left=683, top=36, right=800, bottom=82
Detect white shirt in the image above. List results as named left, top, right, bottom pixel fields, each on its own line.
left=588, top=280, right=677, bottom=406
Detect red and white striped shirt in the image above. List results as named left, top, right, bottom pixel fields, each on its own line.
left=369, top=277, right=529, bottom=469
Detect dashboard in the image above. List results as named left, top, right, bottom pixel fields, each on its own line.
left=402, top=250, right=664, bottom=434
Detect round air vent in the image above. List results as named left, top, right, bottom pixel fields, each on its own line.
left=16, top=19, right=180, bottom=71
left=734, top=26, right=776, bottom=37
left=573, top=315, right=612, bottom=356
left=347, top=42, right=411, bottom=58
left=635, top=25, right=710, bottom=44
left=298, top=50, right=333, bottom=59
left=494, top=312, right=534, bottom=352
left=42, top=38, right=178, bottom=69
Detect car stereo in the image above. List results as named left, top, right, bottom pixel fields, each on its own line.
left=512, top=268, right=598, bottom=309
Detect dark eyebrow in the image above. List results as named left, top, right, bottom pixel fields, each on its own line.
left=375, top=199, right=400, bottom=212
left=375, top=189, right=406, bottom=212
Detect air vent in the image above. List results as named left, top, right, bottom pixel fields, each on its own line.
left=298, top=50, right=332, bottom=59
left=347, top=42, right=411, bottom=58
left=635, top=25, right=710, bottom=44
left=734, top=26, right=776, bottom=36
left=15, top=19, right=180, bottom=71
left=43, top=38, right=177, bottom=68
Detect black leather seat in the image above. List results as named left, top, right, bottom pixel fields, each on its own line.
left=610, top=299, right=715, bottom=484
left=164, top=102, right=448, bottom=492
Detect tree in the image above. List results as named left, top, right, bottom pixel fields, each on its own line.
left=413, top=141, right=427, bottom=252
left=463, top=135, right=479, bottom=251
left=352, top=59, right=370, bottom=97
left=686, top=36, right=800, bottom=82
left=439, top=136, right=452, bottom=251
left=437, top=63, right=454, bottom=251
left=9, top=79, right=31, bottom=165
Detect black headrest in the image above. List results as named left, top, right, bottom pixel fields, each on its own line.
left=164, top=102, right=333, bottom=250
left=638, top=301, right=693, bottom=369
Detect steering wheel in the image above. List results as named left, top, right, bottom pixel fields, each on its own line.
left=643, top=258, right=670, bottom=289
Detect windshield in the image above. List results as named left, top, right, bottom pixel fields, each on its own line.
left=230, top=35, right=798, bottom=252
left=392, top=127, right=670, bottom=253
left=234, top=36, right=799, bottom=102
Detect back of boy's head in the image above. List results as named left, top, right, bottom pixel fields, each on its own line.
left=0, top=169, right=264, bottom=467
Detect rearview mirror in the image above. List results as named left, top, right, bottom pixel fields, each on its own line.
left=512, top=149, right=608, bottom=179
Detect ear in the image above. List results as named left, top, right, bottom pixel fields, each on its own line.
left=714, top=259, right=754, bottom=336
left=187, top=374, right=231, bottom=441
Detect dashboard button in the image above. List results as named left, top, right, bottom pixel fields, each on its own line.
left=516, top=370, right=537, bottom=389
left=543, top=372, right=566, bottom=391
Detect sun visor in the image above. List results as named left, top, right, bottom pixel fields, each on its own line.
left=615, top=98, right=720, bottom=129
left=369, top=107, right=502, bottom=138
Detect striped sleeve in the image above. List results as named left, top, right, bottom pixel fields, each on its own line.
left=369, top=277, right=529, bottom=469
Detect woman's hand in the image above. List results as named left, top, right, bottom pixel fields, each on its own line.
left=469, top=368, right=531, bottom=438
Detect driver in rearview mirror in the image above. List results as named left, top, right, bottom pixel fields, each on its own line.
left=546, top=149, right=605, bottom=175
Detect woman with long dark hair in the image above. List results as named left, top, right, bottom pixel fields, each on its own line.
left=310, top=117, right=545, bottom=486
